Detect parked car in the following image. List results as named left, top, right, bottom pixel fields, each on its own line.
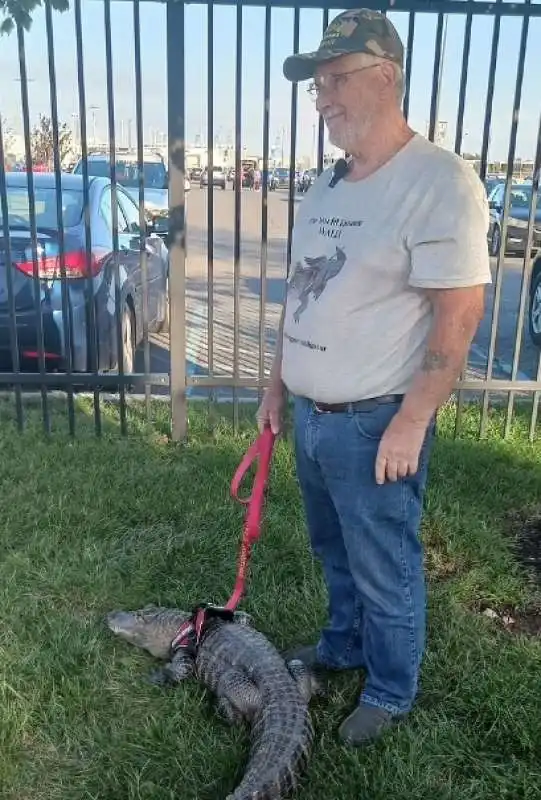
left=200, top=166, right=227, bottom=190
left=72, top=150, right=190, bottom=244
left=487, top=182, right=541, bottom=256
left=484, top=176, right=503, bottom=198
left=0, top=172, right=169, bottom=377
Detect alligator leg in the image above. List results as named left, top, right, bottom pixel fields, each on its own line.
left=215, top=696, right=244, bottom=726
left=215, top=667, right=261, bottom=721
left=286, top=658, right=326, bottom=702
left=147, top=650, right=195, bottom=687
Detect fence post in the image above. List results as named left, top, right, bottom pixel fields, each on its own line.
left=166, top=0, right=187, bottom=441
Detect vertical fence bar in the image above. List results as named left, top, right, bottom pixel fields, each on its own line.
left=480, top=5, right=530, bottom=438
left=505, top=115, right=541, bottom=438
left=166, top=0, right=187, bottom=440
left=104, top=0, right=127, bottom=436
left=17, top=23, right=50, bottom=434
left=207, top=2, right=215, bottom=407
left=470, top=2, right=500, bottom=438
left=452, top=9, right=473, bottom=438
left=233, top=2, right=243, bottom=430
left=74, top=0, right=101, bottom=435
left=316, top=8, right=329, bottom=174
left=258, top=3, right=272, bottom=404
left=286, top=7, right=300, bottom=272
left=133, top=0, right=151, bottom=420
left=453, top=13, right=472, bottom=156
left=402, top=11, right=415, bottom=121
left=479, top=0, right=502, bottom=184
left=45, top=0, right=75, bottom=437
left=0, top=117, right=24, bottom=431
left=428, top=13, right=445, bottom=144
left=530, top=361, right=541, bottom=441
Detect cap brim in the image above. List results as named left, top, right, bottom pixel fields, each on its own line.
left=283, top=49, right=341, bottom=82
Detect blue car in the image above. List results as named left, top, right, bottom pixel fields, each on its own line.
left=0, top=172, right=169, bottom=377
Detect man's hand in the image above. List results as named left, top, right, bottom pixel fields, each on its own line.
left=375, top=412, right=429, bottom=485
left=256, top=382, right=286, bottom=435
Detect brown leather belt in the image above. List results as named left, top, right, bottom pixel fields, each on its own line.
left=312, top=394, right=404, bottom=414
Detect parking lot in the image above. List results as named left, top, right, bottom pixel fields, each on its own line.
left=140, top=185, right=540, bottom=396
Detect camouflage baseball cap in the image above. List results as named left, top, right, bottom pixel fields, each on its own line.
left=283, top=9, right=404, bottom=82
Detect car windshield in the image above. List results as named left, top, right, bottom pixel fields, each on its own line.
left=510, top=186, right=541, bottom=208
left=6, top=186, right=84, bottom=228
left=75, top=158, right=167, bottom=189
left=275, top=169, right=289, bottom=177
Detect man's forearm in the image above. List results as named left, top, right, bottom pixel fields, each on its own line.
left=399, top=290, right=484, bottom=426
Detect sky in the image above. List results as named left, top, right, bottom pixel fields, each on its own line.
left=1, top=1, right=541, bottom=164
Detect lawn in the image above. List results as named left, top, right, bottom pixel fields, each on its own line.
left=1, top=396, right=540, bottom=800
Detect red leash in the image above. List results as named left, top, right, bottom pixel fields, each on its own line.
left=170, top=427, right=276, bottom=653
left=225, top=426, right=275, bottom=609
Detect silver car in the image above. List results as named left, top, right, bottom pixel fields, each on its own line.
left=0, top=172, right=169, bottom=376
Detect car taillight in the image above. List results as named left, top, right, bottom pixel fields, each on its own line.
left=14, top=248, right=102, bottom=279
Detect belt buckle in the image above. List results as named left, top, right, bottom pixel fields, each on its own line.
left=313, top=401, right=331, bottom=414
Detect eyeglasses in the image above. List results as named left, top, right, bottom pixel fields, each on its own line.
left=307, top=63, right=382, bottom=100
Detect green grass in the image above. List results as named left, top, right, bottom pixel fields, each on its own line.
left=1, top=396, right=541, bottom=800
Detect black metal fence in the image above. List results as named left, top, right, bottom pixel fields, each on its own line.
left=1, top=0, right=541, bottom=440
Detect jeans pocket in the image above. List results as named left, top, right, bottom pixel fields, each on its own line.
left=351, top=401, right=402, bottom=441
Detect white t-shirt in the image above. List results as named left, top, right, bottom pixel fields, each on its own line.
left=280, top=134, right=492, bottom=404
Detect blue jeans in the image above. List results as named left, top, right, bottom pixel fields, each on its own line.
left=293, top=395, right=435, bottom=716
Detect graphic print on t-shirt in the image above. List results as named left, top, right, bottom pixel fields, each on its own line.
left=287, top=245, right=347, bottom=322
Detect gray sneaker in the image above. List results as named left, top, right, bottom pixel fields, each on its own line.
left=282, top=644, right=328, bottom=670
left=338, top=703, right=401, bottom=746
left=282, top=644, right=348, bottom=676
left=283, top=643, right=363, bottom=672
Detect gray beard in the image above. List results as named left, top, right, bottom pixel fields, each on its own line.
left=327, top=114, right=375, bottom=154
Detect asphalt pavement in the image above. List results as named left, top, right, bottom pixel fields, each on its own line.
left=138, top=186, right=541, bottom=399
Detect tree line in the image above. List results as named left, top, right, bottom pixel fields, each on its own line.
left=2, top=113, right=73, bottom=168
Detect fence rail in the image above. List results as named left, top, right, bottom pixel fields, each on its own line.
left=1, top=0, right=541, bottom=440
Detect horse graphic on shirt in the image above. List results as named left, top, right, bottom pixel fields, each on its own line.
left=287, top=246, right=347, bottom=322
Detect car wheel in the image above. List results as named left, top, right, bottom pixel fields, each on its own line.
left=489, top=224, right=501, bottom=257
left=528, top=269, right=541, bottom=347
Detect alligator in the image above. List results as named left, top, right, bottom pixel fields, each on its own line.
left=106, top=604, right=322, bottom=800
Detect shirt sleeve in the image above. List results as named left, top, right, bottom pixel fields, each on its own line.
left=406, top=164, right=492, bottom=289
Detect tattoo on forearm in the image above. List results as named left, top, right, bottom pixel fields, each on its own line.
left=421, top=349, right=450, bottom=372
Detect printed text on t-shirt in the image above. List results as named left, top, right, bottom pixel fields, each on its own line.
left=308, top=216, right=363, bottom=240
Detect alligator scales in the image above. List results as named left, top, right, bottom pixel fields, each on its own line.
left=106, top=606, right=320, bottom=799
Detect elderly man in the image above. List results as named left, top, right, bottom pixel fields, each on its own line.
left=256, top=10, right=491, bottom=745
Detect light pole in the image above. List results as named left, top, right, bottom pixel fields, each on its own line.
left=89, top=105, right=99, bottom=147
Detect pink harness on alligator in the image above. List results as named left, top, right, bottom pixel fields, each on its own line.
left=169, top=427, right=276, bottom=653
